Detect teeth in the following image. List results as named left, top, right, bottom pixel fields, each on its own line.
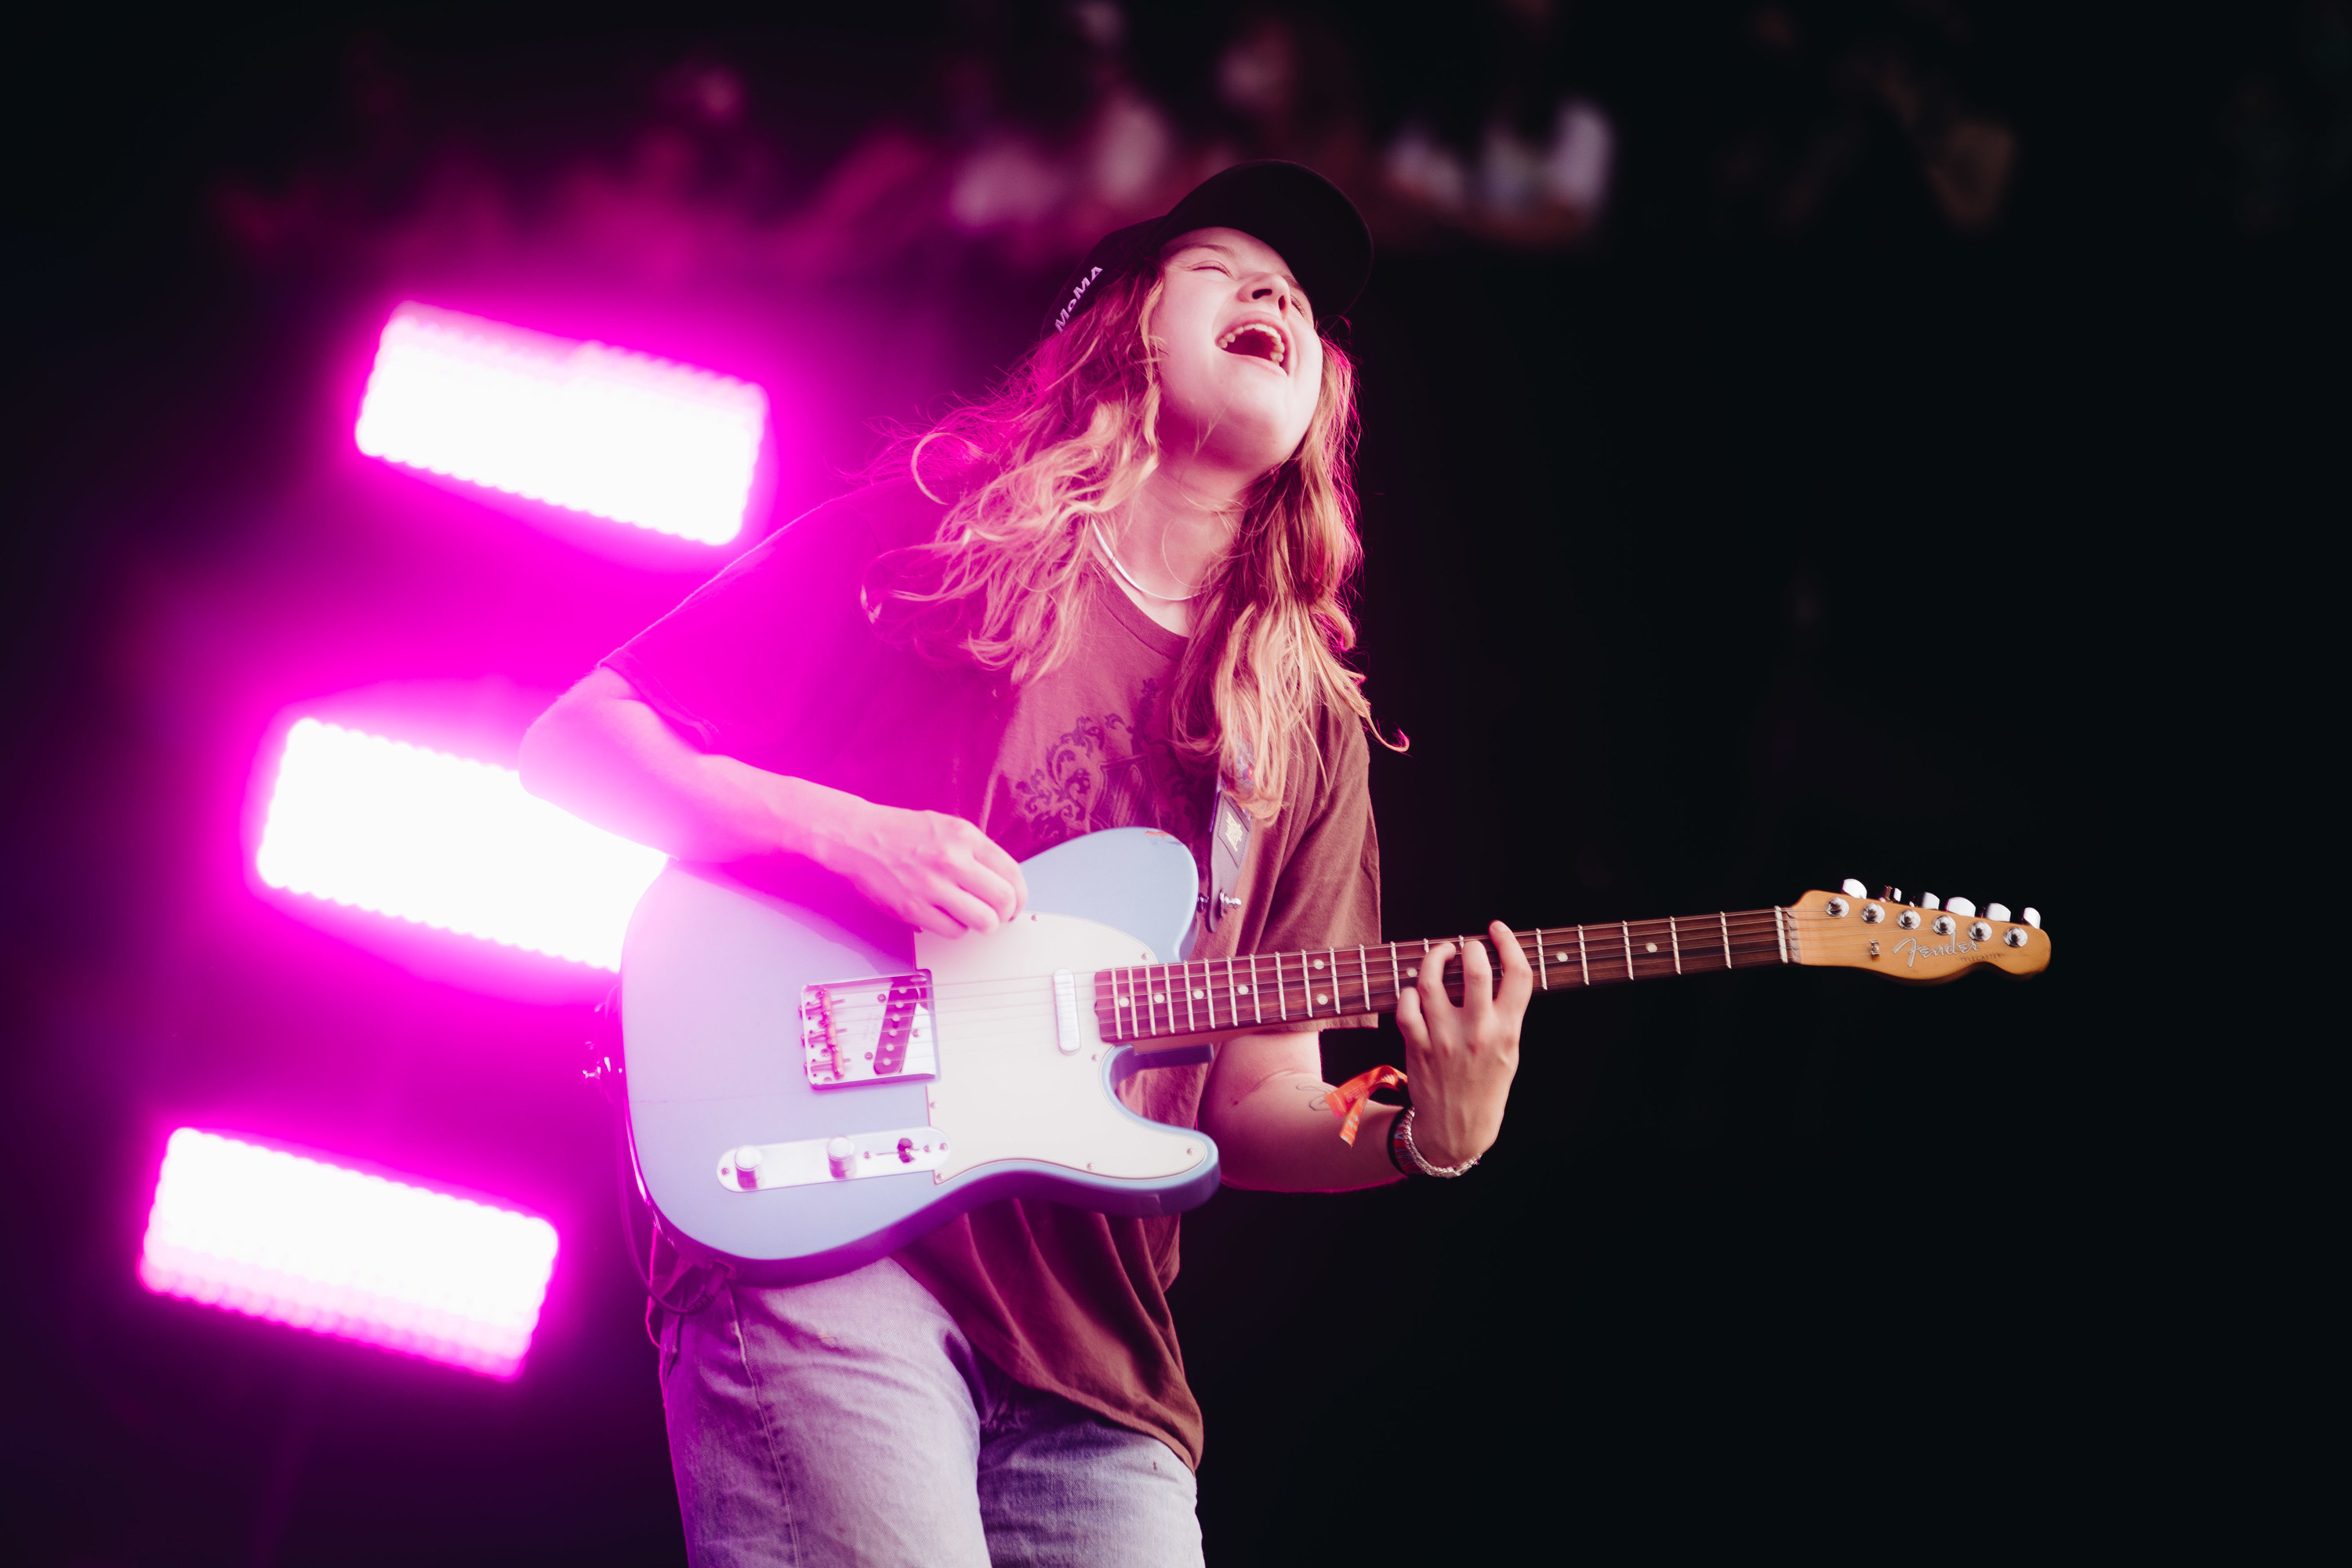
left=1217, top=323, right=1285, bottom=365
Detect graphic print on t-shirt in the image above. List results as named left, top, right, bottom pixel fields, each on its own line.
left=1007, top=677, right=1207, bottom=863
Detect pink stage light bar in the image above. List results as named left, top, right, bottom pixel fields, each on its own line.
left=354, top=303, right=768, bottom=546
left=256, top=718, right=665, bottom=971
left=139, top=1130, right=560, bottom=1380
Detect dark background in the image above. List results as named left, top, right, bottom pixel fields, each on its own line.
left=2, top=3, right=2333, bottom=1563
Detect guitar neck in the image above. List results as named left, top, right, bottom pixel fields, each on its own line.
left=1093, top=907, right=1795, bottom=1044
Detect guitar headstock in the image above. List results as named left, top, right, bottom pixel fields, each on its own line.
left=1788, top=881, right=2049, bottom=983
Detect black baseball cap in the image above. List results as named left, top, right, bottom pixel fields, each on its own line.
left=1044, top=160, right=1373, bottom=339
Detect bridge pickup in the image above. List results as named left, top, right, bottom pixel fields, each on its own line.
left=800, top=971, right=937, bottom=1087
left=717, top=1126, right=947, bottom=1191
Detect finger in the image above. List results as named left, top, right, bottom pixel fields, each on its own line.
left=953, top=857, right=1023, bottom=924
left=1490, top=919, right=1536, bottom=1015
left=1395, top=983, right=1429, bottom=1051
left=906, top=900, right=966, bottom=940
left=931, top=884, right=1004, bottom=935
left=1418, top=942, right=1458, bottom=1022
left=1460, top=933, right=1495, bottom=1027
left=962, top=829, right=1028, bottom=918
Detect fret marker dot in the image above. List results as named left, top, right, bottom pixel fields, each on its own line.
left=1311, top=960, right=1326, bottom=971
left=1235, top=984, right=1250, bottom=993
left=1152, top=993, right=1165, bottom=1004
left=1315, top=993, right=1329, bottom=1006
left=1554, top=952, right=1568, bottom=962
left=1645, top=942, right=1657, bottom=953
left=1404, top=967, right=1417, bottom=978
left=1190, top=989, right=1205, bottom=1000
left=1116, top=996, right=1130, bottom=1007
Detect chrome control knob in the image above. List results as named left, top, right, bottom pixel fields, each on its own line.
left=1841, top=878, right=1868, bottom=898
left=826, top=1137, right=856, bottom=1178
left=1947, top=897, right=1976, bottom=918
left=2023, top=907, right=2042, bottom=929
left=1986, top=902, right=2011, bottom=922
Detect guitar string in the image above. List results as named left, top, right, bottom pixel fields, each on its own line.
left=786, top=917, right=1796, bottom=1014
left=788, top=923, right=1800, bottom=1032
left=783, top=913, right=1798, bottom=1013
left=784, top=916, right=1798, bottom=1013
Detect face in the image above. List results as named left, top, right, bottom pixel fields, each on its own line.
left=1149, top=226, right=1325, bottom=477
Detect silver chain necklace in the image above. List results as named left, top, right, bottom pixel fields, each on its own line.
left=1090, top=520, right=1202, bottom=603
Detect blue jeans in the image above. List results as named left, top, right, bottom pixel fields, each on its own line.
left=657, top=1256, right=1203, bottom=1567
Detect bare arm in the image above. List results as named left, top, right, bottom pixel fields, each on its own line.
left=1199, top=923, right=1531, bottom=1189
left=518, top=666, right=1026, bottom=936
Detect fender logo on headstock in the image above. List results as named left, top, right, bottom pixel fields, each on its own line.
left=1886, top=935, right=1979, bottom=969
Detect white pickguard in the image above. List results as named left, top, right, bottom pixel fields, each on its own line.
left=916, top=911, right=1208, bottom=1185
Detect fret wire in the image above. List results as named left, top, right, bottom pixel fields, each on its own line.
left=1357, top=944, right=1370, bottom=1014
left=1274, top=952, right=1287, bottom=1022
left=1250, top=952, right=1263, bottom=1025
left=1329, top=947, right=1340, bottom=1014
left=1388, top=942, right=1403, bottom=1007
left=1621, top=921, right=1634, bottom=982
left=1669, top=916, right=1682, bottom=975
left=1719, top=912, right=1732, bottom=969
left=1536, top=926, right=1548, bottom=989
left=1577, top=924, right=1589, bottom=985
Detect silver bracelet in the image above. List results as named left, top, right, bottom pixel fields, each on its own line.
left=1395, top=1107, right=1480, bottom=1178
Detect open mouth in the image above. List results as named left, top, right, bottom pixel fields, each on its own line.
left=1217, top=322, right=1287, bottom=370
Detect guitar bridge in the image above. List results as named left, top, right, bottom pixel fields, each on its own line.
left=800, top=971, right=937, bottom=1087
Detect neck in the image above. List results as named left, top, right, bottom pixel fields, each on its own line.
left=1093, top=909, right=1798, bottom=1044
left=1097, top=457, right=1252, bottom=633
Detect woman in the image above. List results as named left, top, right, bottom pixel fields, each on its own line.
left=521, top=161, right=1530, bottom=1568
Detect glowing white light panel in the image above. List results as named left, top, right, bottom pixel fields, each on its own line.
left=354, top=302, right=767, bottom=545
left=139, top=1130, right=560, bottom=1380
left=257, top=718, right=665, bottom=971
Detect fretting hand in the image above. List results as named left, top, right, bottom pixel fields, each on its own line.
left=1394, top=921, right=1533, bottom=1167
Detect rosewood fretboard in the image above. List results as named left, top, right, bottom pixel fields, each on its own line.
left=1093, top=909, right=1798, bottom=1044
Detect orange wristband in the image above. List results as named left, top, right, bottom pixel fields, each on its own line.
left=1326, top=1064, right=1406, bottom=1146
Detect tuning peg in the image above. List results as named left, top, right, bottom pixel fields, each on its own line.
left=2022, top=907, right=2042, bottom=929
left=1946, top=897, right=1976, bottom=918
left=1841, top=878, right=1867, bottom=898
left=1885, top=887, right=1904, bottom=905
left=1986, top=902, right=2011, bottom=921
left=1920, top=892, right=1941, bottom=910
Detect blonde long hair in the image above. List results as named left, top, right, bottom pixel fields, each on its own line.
left=864, top=263, right=1384, bottom=815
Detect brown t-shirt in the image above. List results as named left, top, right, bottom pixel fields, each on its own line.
left=604, top=477, right=1380, bottom=1468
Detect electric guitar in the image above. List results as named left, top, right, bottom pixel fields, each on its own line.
left=619, top=827, right=2048, bottom=1284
